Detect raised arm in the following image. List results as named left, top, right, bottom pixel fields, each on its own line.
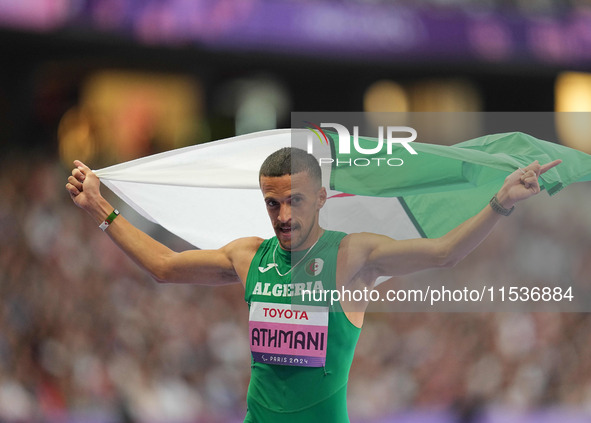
left=342, top=159, right=562, bottom=281
left=65, top=161, right=261, bottom=286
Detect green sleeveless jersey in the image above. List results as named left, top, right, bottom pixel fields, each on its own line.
left=244, top=230, right=361, bottom=423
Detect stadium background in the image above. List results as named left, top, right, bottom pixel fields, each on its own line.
left=1, top=1, right=591, bottom=422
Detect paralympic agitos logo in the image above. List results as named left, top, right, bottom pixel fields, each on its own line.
left=305, top=122, right=418, bottom=167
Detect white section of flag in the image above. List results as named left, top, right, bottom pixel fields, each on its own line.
left=95, top=129, right=421, bottom=250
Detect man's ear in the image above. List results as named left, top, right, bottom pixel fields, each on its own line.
left=318, top=187, right=327, bottom=209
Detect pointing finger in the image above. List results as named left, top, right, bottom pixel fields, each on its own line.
left=539, top=159, right=562, bottom=174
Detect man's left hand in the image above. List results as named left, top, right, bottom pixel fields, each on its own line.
left=496, top=159, right=562, bottom=208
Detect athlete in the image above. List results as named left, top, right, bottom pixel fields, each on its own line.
left=66, top=147, right=560, bottom=422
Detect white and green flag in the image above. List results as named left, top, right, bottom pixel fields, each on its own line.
left=94, top=129, right=591, bottom=249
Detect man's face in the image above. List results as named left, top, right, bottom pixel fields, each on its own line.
left=260, top=172, right=326, bottom=251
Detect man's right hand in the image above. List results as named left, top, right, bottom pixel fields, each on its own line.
left=66, top=160, right=100, bottom=211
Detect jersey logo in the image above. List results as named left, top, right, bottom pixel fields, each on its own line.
left=258, top=263, right=278, bottom=273
left=304, top=258, right=324, bottom=276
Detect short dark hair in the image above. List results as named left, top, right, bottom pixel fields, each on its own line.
left=259, top=147, right=321, bottom=185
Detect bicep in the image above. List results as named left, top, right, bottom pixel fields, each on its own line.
left=357, top=233, right=448, bottom=278
left=162, top=249, right=239, bottom=285
left=160, top=237, right=261, bottom=285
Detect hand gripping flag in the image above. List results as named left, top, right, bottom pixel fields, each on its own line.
left=94, top=129, right=591, bottom=250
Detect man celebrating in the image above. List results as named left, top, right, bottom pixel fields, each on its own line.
left=66, top=147, right=560, bottom=422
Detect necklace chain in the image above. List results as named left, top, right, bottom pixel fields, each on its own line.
left=272, top=236, right=321, bottom=277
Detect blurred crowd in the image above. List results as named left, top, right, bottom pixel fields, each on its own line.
left=1, top=153, right=591, bottom=423
left=0, top=156, right=252, bottom=423
left=72, top=0, right=591, bottom=16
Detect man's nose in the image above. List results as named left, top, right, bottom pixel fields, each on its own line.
left=278, top=203, right=291, bottom=223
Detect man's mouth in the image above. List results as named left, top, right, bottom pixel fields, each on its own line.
left=277, top=225, right=297, bottom=234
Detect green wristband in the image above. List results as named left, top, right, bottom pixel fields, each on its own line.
left=99, top=209, right=120, bottom=231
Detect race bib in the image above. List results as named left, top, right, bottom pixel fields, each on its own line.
left=249, top=301, right=329, bottom=367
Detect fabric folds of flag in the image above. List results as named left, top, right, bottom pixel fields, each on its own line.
left=326, top=131, right=591, bottom=238
left=94, top=129, right=591, bottom=250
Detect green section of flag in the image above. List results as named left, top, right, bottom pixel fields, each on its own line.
left=329, top=131, right=591, bottom=238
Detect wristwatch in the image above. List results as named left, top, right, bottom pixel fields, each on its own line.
left=489, top=194, right=514, bottom=216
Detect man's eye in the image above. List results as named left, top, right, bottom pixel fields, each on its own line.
left=291, top=196, right=302, bottom=205
left=266, top=200, right=278, bottom=208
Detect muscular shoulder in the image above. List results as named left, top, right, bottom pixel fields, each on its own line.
left=222, top=236, right=264, bottom=264
left=337, top=232, right=390, bottom=281
left=223, top=236, right=265, bottom=251
left=222, top=236, right=265, bottom=282
left=340, top=232, right=390, bottom=257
